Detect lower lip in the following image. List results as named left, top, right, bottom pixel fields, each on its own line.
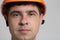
left=19, top=30, right=30, bottom=34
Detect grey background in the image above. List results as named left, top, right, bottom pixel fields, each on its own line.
left=0, top=0, right=60, bottom=40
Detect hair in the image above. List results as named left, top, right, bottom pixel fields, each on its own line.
left=3, top=2, right=45, bottom=26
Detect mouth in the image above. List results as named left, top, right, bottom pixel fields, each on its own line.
left=18, top=29, right=30, bottom=35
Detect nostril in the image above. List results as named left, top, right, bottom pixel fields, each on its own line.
left=19, top=23, right=24, bottom=26
left=26, top=23, right=28, bottom=25
left=19, top=23, right=28, bottom=26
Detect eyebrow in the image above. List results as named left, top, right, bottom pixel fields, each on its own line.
left=26, top=10, right=38, bottom=15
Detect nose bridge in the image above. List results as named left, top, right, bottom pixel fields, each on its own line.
left=22, top=14, right=27, bottom=21
left=21, top=12, right=28, bottom=23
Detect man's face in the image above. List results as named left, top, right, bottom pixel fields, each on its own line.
left=7, top=4, right=44, bottom=40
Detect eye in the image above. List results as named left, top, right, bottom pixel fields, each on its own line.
left=29, top=13, right=34, bottom=15
left=13, top=13, right=19, bottom=16
left=10, top=11, right=20, bottom=17
left=28, top=11, right=35, bottom=16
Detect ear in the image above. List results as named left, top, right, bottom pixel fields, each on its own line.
left=4, top=15, right=9, bottom=26
left=40, top=13, right=45, bottom=24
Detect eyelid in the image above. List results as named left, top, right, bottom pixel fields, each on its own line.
left=27, top=10, right=38, bottom=15
left=9, top=11, right=21, bottom=15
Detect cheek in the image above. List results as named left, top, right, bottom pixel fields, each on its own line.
left=29, top=17, right=42, bottom=35
left=8, top=18, right=20, bottom=33
left=8, top=17, right=20, bottom=27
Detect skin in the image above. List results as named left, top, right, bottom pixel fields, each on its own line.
left=6, top=4, right=44, bottom=40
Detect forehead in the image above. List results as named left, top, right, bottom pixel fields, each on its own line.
left=9, top=4, right=40, bottom=15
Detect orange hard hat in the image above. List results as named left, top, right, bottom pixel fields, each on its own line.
left=3, top=0, right=45, bottom=4
left=2, top=0, right=46, bottom=16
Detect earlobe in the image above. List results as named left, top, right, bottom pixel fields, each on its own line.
left=6, top=21, right=8, bottom=26
left=4, top=15, right=9, bottom=26
left=41, top=20, right=45, bottom=24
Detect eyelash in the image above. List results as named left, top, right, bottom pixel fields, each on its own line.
left=11, top=13, right=20, bottom=17
left=28, top=12, right=35, bottom=16
left=14, top=13, right=19, bottom=16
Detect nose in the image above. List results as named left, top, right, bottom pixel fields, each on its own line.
left=19, top=15, right=28, bottom=26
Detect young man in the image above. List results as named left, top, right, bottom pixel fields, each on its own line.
left=1, top=0, right=46, bottom=40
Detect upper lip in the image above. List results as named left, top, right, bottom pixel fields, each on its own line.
left=18, top=29, right=30, bottom=31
